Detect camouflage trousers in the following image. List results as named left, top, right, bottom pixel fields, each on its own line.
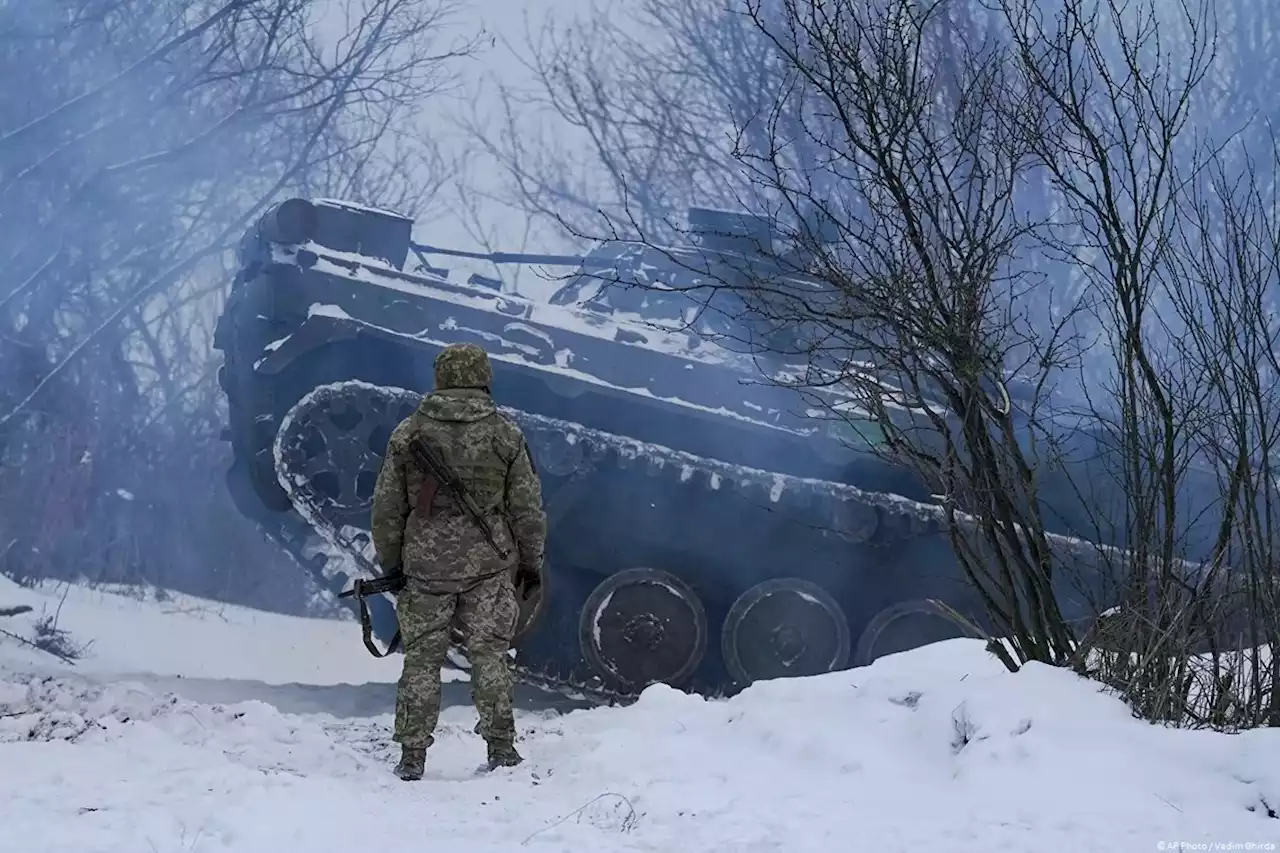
left=393, top=571, right=519, bottom=749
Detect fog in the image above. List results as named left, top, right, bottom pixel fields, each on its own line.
left=3, top=0, right=1280, bottom=618
left=0, top=0, right=468, bottom=611
left=467, top=0, right=1280, bottom=568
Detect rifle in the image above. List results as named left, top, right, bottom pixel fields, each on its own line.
left=337, top=570, right=406, bottom=657
left=408, top=434, right=511, bottom=561
left=336, top=436, right=522, bottom=659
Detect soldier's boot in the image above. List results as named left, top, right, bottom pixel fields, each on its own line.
left=394, top=746, right=427, bottom=781
left=486, top=741, right=523, bottom=770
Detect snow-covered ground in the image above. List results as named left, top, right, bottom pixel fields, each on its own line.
left=0, top=575, right=408, bottom=687
left=3, top=577, right=1280, bottom=853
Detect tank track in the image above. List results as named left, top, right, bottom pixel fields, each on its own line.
left=271, top=381, right=950, bottom=705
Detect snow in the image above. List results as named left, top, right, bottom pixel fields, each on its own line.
left=271, top=237, right=933, bottom=444
left=2, top=630, right=1280, bottom=845
left=287, top=288, right=822, bottom=438
left=3, top=585, right=1280, bottom=853
left=312, top=197, right=410, bottom=221
left=307, top=302, right=352, bottom=320
left=286, top=241, right=757, bottom=370
left=9, top=7, right=1273, bottom=841
left=589, top=589, right=614, bottom=650
left=769, top=474, right=785, bottom=502
left=0, top=575, right=404, bottom=687
left=280, top=239, right=894, bottom=427
left=267, top=377, right=1181, bottom=602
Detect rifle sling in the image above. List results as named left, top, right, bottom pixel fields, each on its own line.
left=336, top=576, right=406, bottom=658
left=356, top=592, right=401, bottom=658
left=408, top=435, right=511, bottom=560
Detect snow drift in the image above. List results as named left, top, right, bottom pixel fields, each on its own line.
left=0, top=575, right=406, bottom=686
left=3, top=579, right=1279, bottom=853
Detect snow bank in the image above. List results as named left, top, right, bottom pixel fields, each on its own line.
left=3, top=638, right=1278, bottom=853
left=0, top=575, right=404, bottom=686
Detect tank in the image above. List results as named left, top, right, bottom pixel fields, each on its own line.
left=211, top=196, right=1196, bottom=703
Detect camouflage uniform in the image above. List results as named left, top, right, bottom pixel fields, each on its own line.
left=370, top=343, right=547, bottom=780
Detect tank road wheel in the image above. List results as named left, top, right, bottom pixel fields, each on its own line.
left=579, top=568, right=707, bottom=691
left=853, top=598, right=986, bottom=667
left=721, top=578, right=851, bottom=686
left=274, top=382, right=420, bottom=528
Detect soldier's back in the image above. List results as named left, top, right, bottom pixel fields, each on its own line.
left=389, top=387, right=523, bottom=586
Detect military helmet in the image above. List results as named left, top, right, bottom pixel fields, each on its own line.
left=434, top=342, right=493, bottom=390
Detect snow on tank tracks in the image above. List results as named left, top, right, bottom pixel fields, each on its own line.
left=268, top=381, right=948, bottom=701
left=272, top=382, right=637, bottom=706
left=270, top=380, right=1136, bottom=702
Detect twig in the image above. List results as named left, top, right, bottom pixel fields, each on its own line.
left=52, top=582, right=70, bottom=628
left=0, top=626, right=77, bottom=665
left=520, top=793, right=638, bottom=845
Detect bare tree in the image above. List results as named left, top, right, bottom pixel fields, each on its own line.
left=989, top=0, right=1276, bottom=725
left=459, top=0, right=807, bottom=244
left=464, top=0, right=1280, bottom=726
left=1089, top=138, right=1280, bottom=729
left=0, top=0, right=476, bottom=609
left=703, top=0, right=1107, bottom=671
left=720, top=0, right=1276, bottom=725
left=491, top=0, right=1097, bottom=671
left=0, top=0, right=469, bottom=427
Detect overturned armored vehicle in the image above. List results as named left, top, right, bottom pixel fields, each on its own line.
left=213, top=197, right=1140, bottom=702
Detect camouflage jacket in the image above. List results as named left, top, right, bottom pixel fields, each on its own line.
left=370, top=388, right=547, bottom=586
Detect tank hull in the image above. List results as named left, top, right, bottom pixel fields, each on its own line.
left=213, top=199, right=1127, bottom=700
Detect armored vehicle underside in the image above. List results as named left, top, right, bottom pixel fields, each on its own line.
left=213, top=199, right=1119, bottom=704
left=220, top=361, right=982, bottom=704
left=278, top=381, right=982, bottom=699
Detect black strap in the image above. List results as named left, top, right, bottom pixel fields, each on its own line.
left=356, top=592, right=402, bottom=658
left=350, top=570, right=542, bottom=658
left=339, top=574, right=406, bottom=658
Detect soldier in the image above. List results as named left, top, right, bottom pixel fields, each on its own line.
left=370, top=342, right=547, bottom=781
